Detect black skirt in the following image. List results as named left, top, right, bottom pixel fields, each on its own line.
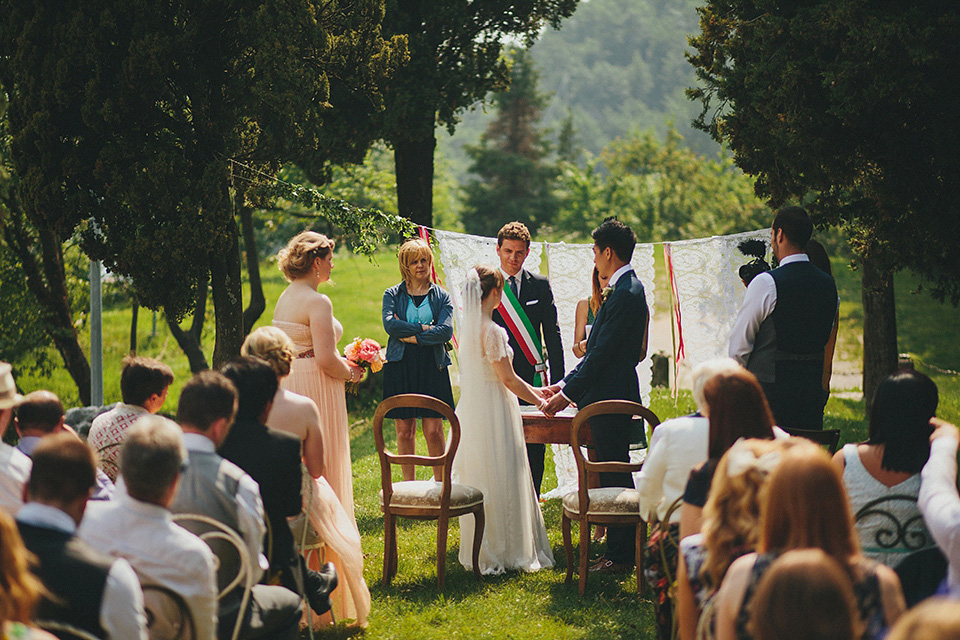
left=382, top=343, right=454, bottom=419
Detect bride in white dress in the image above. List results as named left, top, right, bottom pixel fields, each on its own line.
left=454, top=265, right=555, bottom=575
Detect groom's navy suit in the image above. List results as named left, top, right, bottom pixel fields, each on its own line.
left=493, top=268, right=565, bottom=496
left=561, top=267, right=648, bottom=564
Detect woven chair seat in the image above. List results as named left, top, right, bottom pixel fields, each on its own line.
left=563, top=488, right=640, bottom=516
left=380, top=481, right=484, bottom=510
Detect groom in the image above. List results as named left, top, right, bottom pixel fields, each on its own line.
left=493, top=221, right=565, bottom=497
left=543, top=217, right=649, bottom=573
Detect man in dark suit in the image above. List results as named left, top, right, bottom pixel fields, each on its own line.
left=728, top=206, right=838, bottom=430
left=543, top=217, right=649, bottom=573
left=493, top=221, right=565, bottom=497
left=218, top=357, right=337, bottom=617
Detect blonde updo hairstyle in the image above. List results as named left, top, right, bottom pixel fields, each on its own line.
left=241, top=326, right=296, bottom=378
left=700, top=438, right=784, bottom=589
left=397, top=239, right=434, bottom=284
left=474, top=264, right=504, bottom=301
left=277, top=231, right=335, bottom=281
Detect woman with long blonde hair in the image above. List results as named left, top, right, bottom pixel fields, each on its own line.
left=0, top=511, right=56, bottom=639
left=714, top=441, right=905, bottom=640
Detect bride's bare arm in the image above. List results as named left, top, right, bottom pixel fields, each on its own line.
left=307, top=293, right=357, bottom=380
left=491, top=357, right=546, bottom=408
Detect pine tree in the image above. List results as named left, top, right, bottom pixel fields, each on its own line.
left=462, top=49, right=559, bottom=237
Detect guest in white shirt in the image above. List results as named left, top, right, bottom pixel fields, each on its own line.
left=918, top=418, right=960, bottom=598
left=87, top=355, right=174, bottom=481
left=15, top=390, right=114, bottom=501
left=16, top=434, right=147, bottom=639
left=0, top=361, right=30, bottom=516
left=80, top=416, right=218, bottom=640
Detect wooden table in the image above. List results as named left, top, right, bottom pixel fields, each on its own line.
left=521, top=411, right=592, bottom=445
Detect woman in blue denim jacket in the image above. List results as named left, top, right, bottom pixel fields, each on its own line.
left=382, top=239, right=455, bottom=481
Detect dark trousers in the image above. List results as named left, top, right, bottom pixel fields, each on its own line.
left=590, top=413, right=635, bottom=564
left=527, top=443, right=545, bottom=497
left=219, top=585, right=303, bottom=640
left=762, top=380, right=825, bottom=430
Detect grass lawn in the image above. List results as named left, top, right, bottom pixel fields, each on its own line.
left=11, top=248, right=960, bottom=638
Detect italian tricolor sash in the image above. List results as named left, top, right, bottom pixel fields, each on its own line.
left=498, top=283, right=547, bottom=386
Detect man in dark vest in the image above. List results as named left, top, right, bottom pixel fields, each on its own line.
left=170, top=370, right=303, bottom=640
left=218, top=357, right=337, bottom=618
left=493, top=221, right=565, bottom=497
left=728, top=205, right=839, bottom=430
left=16, top=434, right=148, bottom=639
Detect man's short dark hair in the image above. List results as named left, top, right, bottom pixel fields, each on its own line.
left=16, top=391, right=64, bottom=433
left=220, top=357, right=278, bottom=421
left=592, top=217, right=636, bottom=263
left=120, top=356, right=174, bottom=406
left=772, top=206, right=814, bottom=250
left=176, top=371, right=238, bottom=431
left=28, top=434, right=97, bottom=503
left=120, top=416, right=184, bottom=504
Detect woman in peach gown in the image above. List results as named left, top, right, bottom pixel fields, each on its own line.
left=242, top=326, right=370, bottom=626
left=271, top=231, right=367, bottom=624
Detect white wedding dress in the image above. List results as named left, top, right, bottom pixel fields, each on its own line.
left=453, top=271, right=554, bottom=575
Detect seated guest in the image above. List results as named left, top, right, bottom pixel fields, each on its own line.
left=218, top=357, right=337, bottom=617
left=887, top=597, right=960, bottom=640
left=1, top=361, right=31, bottom=516
left=638, top=357, right=740, bottom=638
left=16, top=434, right=147, bottom=639
left=679, top=366, right=779, bottom=540
left=677, top=438, right=787, bottom=640
left=918, top=418, right=960, bottom=598
left=833, top=370, right=936, bottom=566
left=0, top=509, right=58, bottom=640
left=79, top=417, right=218, bottom=640
left=714, top=441, right=905, bottom=640
left=87, top=355, right=174, bottom=481
left=748, top=549, right=862, bottom=640
left=15, top=390, right=114, bottom=501
left=169, top=371, right=303, bottom=640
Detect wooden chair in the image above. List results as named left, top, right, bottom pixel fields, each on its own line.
left=171, top=514, right=252, bottom=640
left=780, top=427, right=840, bottom=453
left=658, top=496, right=685, bottom=640
left=35, top=621, right=103, bottom=640
left=562, top=400, right=661, bottom=596
left=141, top=584, right=196, bottom=640
left=373, top=394, right=484, bottom=589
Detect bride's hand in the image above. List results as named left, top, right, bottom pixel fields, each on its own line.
left=536, top=387, right=555, bottom=400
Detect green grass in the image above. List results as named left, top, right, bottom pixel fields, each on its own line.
left=11, top=247, right=960, bottom=638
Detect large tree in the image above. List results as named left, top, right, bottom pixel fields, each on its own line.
left=687, top=1, right=960, bottom=405
left=314, top=0, right=580, bottom=228
left=3, top=0, right=407, bottom=375
left=462, top=48, right=559, bottom=237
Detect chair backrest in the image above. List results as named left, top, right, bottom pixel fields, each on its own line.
left=35, top=620, right=103, bottom=640
left=570, top=400, right=661, bottom=497
left=373, top=394, right=459, bottom=506
left=780, top=427, right=840, bottom=453
left=171, top=513, right=252, bottom=640
left=141, top=584, right=196, bottom=640
left=853, top=494, right=932, bottom=552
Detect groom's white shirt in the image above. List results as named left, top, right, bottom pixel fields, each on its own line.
left=556, top=264, right=634, bottom=401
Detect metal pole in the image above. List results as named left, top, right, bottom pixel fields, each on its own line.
left=89, top=259, right=103, bottom=406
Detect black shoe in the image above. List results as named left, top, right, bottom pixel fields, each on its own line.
left=304, top=562, right=338, bottom=615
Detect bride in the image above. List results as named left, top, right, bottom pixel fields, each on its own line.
left=453, top=265, right=555, bottom=575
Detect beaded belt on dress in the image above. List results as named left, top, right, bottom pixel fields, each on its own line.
left=297, top=349, right=315, bottom=359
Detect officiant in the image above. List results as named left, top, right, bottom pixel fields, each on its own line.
left=492, top=221, right=565, bottom=497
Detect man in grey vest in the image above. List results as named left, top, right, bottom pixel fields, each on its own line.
left=169, top=371, right=303, bottom=640
left=729, top=206, right=838, bottom=430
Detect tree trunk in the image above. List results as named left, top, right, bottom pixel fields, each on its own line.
left=210, top=224, right=245, bottom=368
left=394, top=133, right=436, bottom=228
left=5, top=217, right=91, bottom=404
left=239, top=205, right=265, bottom=335
left=130, top=301, right=139, bottom=353
left=861, top=249, right=898, bottom=411
left=165, top=274, right=209, bottom=373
